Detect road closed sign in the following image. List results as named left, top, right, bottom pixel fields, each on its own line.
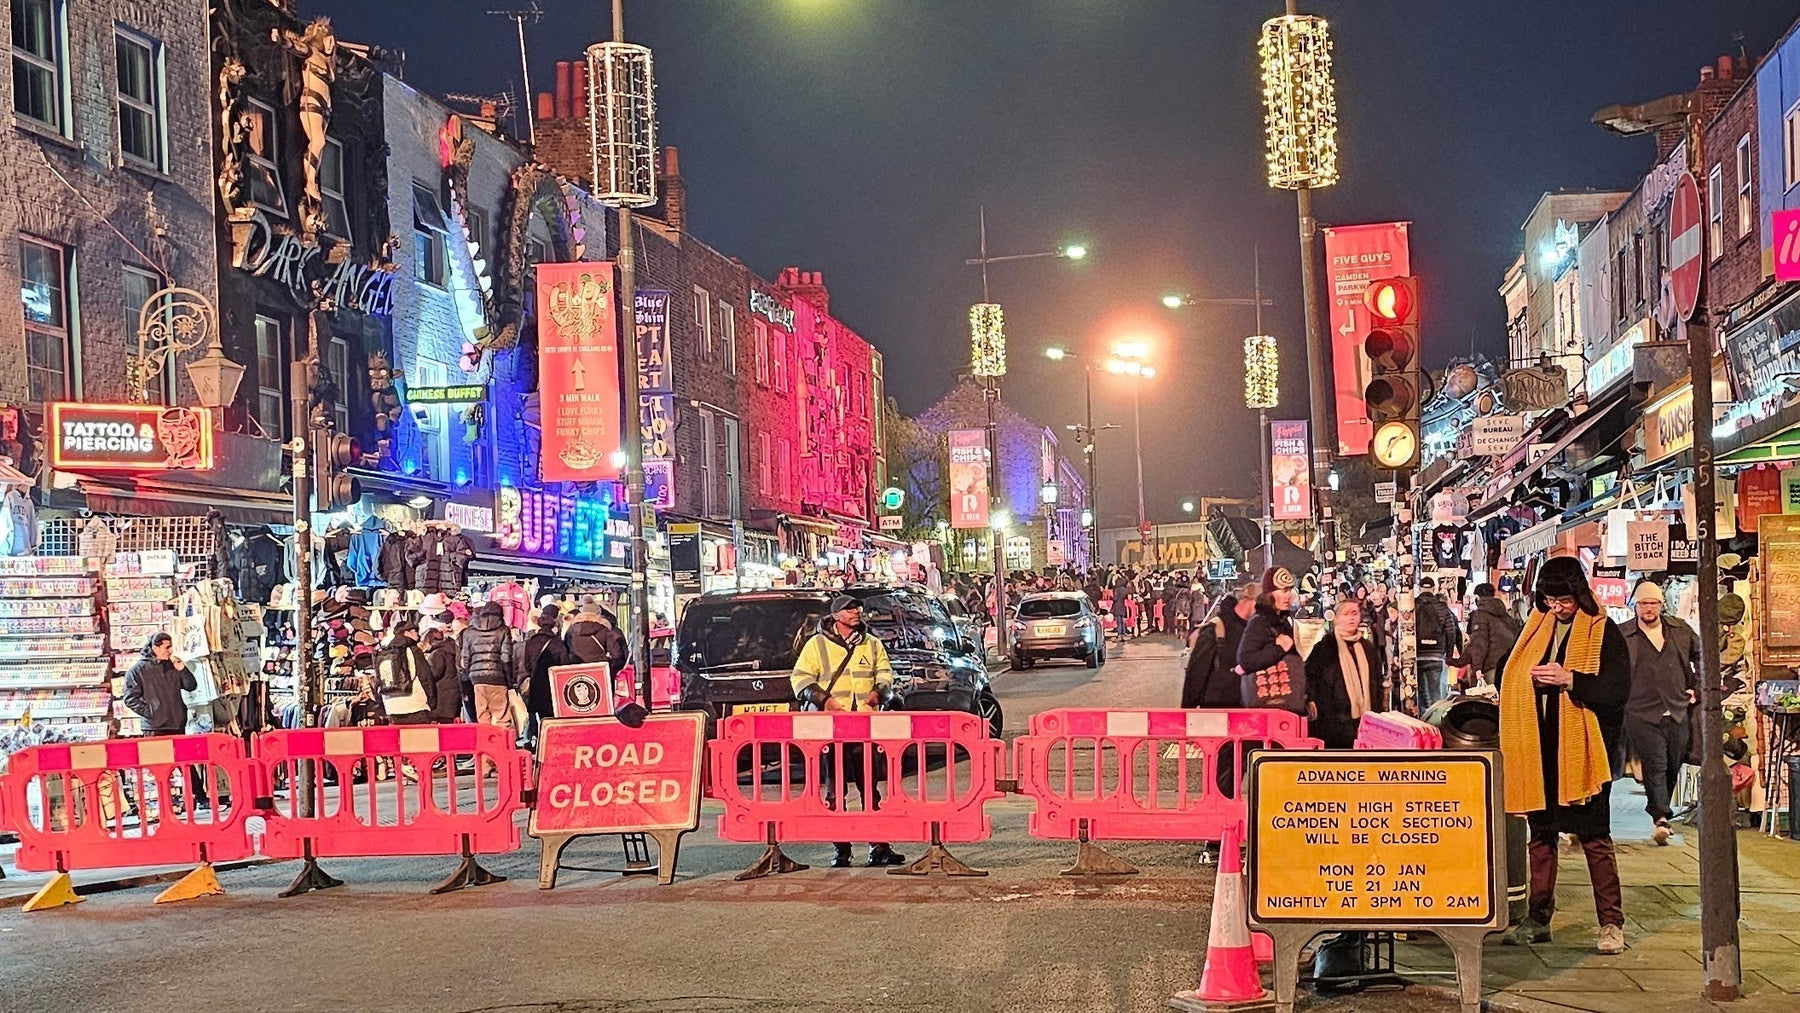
left=530, top=712, right=707, bottom=887
left=1246, top=750, right=1500, bottom=928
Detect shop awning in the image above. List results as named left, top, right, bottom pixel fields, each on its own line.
left=468, top=551, right=630, bottom=585
left=1468, top=398, right=1625, bottom=522
left=1500, top=517, right=1562, bottom=564
left=73, top=478, right=293, bottom=525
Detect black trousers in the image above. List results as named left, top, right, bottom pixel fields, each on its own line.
left=821, top=743, right=888, bottom=849
left=1626, top=715, right=1688, bottom=822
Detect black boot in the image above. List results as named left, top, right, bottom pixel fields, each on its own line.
left=830, top=843, right=853, bottom=868
left=867, top=843, right=906, bottom=867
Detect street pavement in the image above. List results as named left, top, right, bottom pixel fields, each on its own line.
left=4, top=634, right=1798, bottom=1013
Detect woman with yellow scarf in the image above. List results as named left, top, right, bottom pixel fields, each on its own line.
left=1498, top=556, right=1631, bottom=955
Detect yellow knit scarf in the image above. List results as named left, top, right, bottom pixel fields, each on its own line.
left=1499, top=610, right=1611, bottom=814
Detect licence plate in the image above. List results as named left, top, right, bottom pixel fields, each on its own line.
left=734, top=702, right=788, bottom=715
left=1034, top=624, right=1063, bottom=636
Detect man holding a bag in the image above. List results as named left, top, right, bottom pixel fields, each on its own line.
left=1413, top=576, right=1462, bottom=714
left=791, top=595, right=905, bottom=869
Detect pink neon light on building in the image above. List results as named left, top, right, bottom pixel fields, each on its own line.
left=781, top=269, right=874, bottom=522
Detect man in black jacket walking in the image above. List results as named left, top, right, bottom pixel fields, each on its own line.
left=1413, top=577, right=1461, bottom=714
left=1465, top=582, right=1523, bottom=685
left=1181, top=584, right=1258, bottom=709
left=1619, top=582, right=1698, bottom=846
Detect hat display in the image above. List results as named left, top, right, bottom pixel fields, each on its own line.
left=419, top=592, right=449, bottom=615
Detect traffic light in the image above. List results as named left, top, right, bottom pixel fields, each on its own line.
left=313, top=431, right=361, bottom=511
left=1361, top=276, right=1421, bottom=470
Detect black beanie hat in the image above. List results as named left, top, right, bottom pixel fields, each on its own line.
left=1533, top=555, right=1599, bottom=616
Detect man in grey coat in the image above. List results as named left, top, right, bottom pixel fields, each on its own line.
left=1619, top=581, right=1698, bottom=845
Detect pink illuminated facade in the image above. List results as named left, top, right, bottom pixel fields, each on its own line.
left=778, top=268, right=879, bottom=527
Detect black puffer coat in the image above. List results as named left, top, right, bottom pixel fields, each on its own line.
left=459, top=607, right=518, bottom=687
left=410, top=527, right=475, bottom=595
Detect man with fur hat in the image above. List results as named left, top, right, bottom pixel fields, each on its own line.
left=1619, top=580, right=1698, bottom=846
left=1498, top=555, right=1631, bottom=954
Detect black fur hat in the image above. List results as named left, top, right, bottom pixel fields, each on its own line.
left=1533, top=555, right=1599, bottom=616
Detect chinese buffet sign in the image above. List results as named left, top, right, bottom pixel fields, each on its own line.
left=538, top=262, right=623, bottom=484
left=635, top=289, right=675, bottom=511
left=49, top=403, right=213, bottom=471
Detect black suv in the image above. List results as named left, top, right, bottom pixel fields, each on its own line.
left=676, top=586, right=1001, bottom=737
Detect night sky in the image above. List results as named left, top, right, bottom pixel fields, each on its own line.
left=311, top=0, right=1797, bottom=529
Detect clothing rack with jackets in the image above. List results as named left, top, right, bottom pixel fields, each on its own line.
left=309, top=518, right=476, bottom=596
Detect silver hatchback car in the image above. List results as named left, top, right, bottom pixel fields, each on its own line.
left=1009, top=591, right=1105, bottom=670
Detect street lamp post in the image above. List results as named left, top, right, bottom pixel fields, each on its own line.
left=965, top=208, right=1086, bottom=658
left=1046, top=347, right=1119, bottom=571
left=1105, top=349, right=1155, bottom=566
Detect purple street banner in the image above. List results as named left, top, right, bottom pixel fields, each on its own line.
left=1270, top=419, right=1313, bottom=521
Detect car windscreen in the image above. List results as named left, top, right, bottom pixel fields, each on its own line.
left=677, top=599, right=827, bottom=672
left=859, top=593, right=952, bottom=651
left=1018, top=598, right=1083, bottom=619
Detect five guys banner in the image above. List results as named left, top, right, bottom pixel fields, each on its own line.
left=1322, top=222, right=1411, bottom=456
left=538, top=262, right=623, bottom=483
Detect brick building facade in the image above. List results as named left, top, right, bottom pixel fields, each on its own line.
left=1, top=0, right=216, bottom=407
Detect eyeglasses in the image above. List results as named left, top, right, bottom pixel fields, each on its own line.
left=1542, top=595, right=1577, bottom=607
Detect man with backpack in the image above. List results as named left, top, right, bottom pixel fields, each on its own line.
left=522, top=604, right=573, bottom=740
left=565, top=596, right=627, bottom=673
left=375, top=619, right=433, bottom=726
left=1412, top=576, right=1462, bottom=714
left=1465, top=582, right=1523, bottom=686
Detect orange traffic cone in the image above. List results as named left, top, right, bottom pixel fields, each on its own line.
left=1170, top=821, right=1270, bottom=1011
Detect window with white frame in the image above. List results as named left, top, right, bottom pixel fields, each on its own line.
left=123, top=266, right=173, bottom=404
left=698, top=408, right=715, bottom=515
left=12, top=0, right=65, bottom=133
left=253, top=314, right=286, bottom=439
left=21, top=238, right=72, bottom=402
left=1787, top=101, right=1800, bottom=192
left=320, top=138, right=350, bottom=239
left=773, top=330, right=789, bottom=392
left=328, top=337, right=350, bottom=432
left=753, top=319, right=769, bottom=385
left=466, top=206, right=488, bottom=253
left=722, top=416, right=741, bottom=519
left=720, top=302, right=737, bottom=375
left=779, top=437, right=793, bottom=500
left=1738, top=134, right=1753, bottom=240
left=241, top=99, right=286, bottom=216
left=413, top=183, right=448, bottom=287
left=115, top=30, right=163, bottom=169
left=411, top=359, right=448, bottom=481
left=693, top=286, right=712, bottom=355
left=1708, top=166, right=1724, bottom=260
left=758, top=431, right=772, bottom=494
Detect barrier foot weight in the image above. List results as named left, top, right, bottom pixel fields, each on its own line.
left=734, top=825, right=808, bottom=881
left=888, top=823, right=986, bottom=878
left=1061, top=821, right=1140, bottom=877
left=279, top=842, right=344, bottom=898
left=431, top=834, right=506, bottom=895
left=537, top=833, right=573, bottom=890
left=21, top=871, right=82, bottom=912
left=155, top=863, right=225, bottom=904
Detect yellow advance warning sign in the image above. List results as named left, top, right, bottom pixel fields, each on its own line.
left=1248, top=752, right=1495, bottom=926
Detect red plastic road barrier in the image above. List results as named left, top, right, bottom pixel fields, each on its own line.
left=0, top=733, right=259, bottom=873
left=256, top=723, right=531, bottom=862
left=709, top=711, right=1002, bottom=877
left=1354, top=710, right=1442, bottom=749
left=1014, top=708, right=1322, bottom=851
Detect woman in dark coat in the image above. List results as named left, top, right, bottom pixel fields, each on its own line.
left=1304, top=598, right=1385, bottom=748
left=421, top=623, right=461, bottom=723
left=1497, top=555, right=1631, bottom=954
left=522, top=605, right=573, bottom=731
left=1236, top=566, right=1305, bottom=714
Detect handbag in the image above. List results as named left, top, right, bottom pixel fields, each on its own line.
left=798, top=637, right=859, bottom=712
left=1240, top=650, right=1307, bottom=714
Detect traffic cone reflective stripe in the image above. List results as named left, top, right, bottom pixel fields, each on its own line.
left=1195, top=821, right=1266, bottom=1004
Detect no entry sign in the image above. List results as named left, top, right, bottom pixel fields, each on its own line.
left=1669, top=170, right=1702, bottom=322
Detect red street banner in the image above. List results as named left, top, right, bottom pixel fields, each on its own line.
left=948, top=428, right=989, bottom=529
left=1323, top=222, right=1412, bottom=456
left=538, top=261, right=623, bottom=483
left=530, top=714, right=704, bottom=836
left=1270, top=419, right=1312, bottom=521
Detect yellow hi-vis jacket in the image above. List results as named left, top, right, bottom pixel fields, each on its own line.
left=790, top=626, right=895, bottom=711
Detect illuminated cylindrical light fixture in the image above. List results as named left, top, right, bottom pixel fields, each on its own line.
left=1259, top=14, right=1339, bottom=190
left=1244, top=334, right=1279, bottom=409
left=586, top=41, right=658, bottom=207
left=970, top=302, right=1006, bottom=377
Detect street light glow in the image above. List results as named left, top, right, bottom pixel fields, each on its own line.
left=1044, top=347, right=1067, bottom=360
left=990, top=509, right=1011, bottom=531
left=1181, top=499, right=1196, bottom=513
left=1141, top=366, right=1156, bottom=379
left=1161, top=294, right=1185, bottom=310
left=1111, top=340, right=1150, bottom=360
left=1063, top=244, right=1088, bottom=260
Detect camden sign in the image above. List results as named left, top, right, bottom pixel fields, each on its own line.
left=230, top=209, right=396, bottom=316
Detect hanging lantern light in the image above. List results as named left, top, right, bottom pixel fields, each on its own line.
left=1244, top=334, right=1279, bottom=409
left=586, top=41, right=658, bottom=208
left=1259, top=14, right=1339, bottom=190
left=970, top=302, right=1006, bottom=378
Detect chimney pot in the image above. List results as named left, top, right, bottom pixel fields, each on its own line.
left=1699, top=65, right=1715, bottom=82
left=536, top=92, right=554, bottom=122
left=574, top=61, right=589, bottom=114
left=666, top=146, right=680, bottom=174
left=555, top=62, right=573, bottom=119
left=1719, top=55, right=1734, bottom=79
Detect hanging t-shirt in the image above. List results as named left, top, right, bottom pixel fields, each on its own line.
left=1738, top=465, right=1782, bottom=533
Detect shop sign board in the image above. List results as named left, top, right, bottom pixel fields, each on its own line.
left=48, top=403, right=213, bottom=471
left=635, top=289, right=672, bottom=394
left=878, top=514, right=904, bottom=531
left=529, top=712, right=706, bottom=888
left=538, top=261, right=623, bottom=484
left=1500, top=364, right=1568, bottom=412
left=444, top=501, right=494, bottom=533
left=1322, top=222, right=1412, bottom=456
left=1374, top=481, right=1397, bottom=504
left=644, top=460, right=674, bottom=512
left=1470, top=415, right=1526, bottom=456
left=668, top=522, right=703, bottom=595
left=1783, top=469, right=1800, bottom=514
left=1046, top=539, right=1067, bottom=566
left=948, top=428, right=990, bottom=529
left=749, top=288, right=795, bottom=330
left=1722, top=289, right=1800, bottom=413
left=1247, top=750, right=1500, bottom=928
left=403, top=384, right=487, bottom=404
left=1585, top=320, right=1649, bottom=397
left=1642, top=385, right=1694, bottom=464
left=1759, top=514, right=1800, bottom=661
left=496, top=488, right=628, bottom=564
left=1270, top=420, right=1312, bottom=521
left=548, top=662, right=613, bottom=718
left=1776, top=210, right=1800, bottom=282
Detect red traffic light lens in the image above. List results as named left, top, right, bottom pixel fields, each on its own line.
left=1363, top=327, right=1415, bottom=369
left=1364, top=279, right=1412, bottom=323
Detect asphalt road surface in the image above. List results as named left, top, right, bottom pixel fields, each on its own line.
left=0, top=636, right=1214, bottom=1013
